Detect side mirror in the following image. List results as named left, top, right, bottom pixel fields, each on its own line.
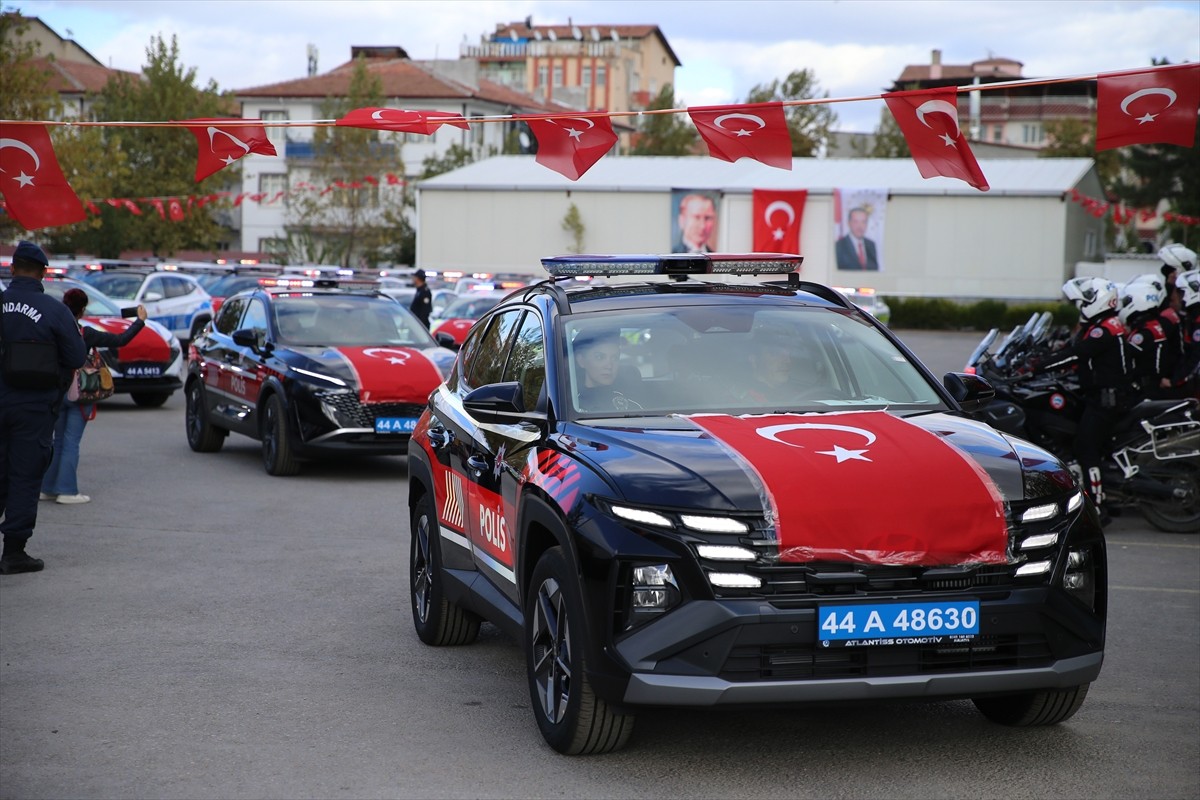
left=232, top=327, right=271, bottom=355
left=434, top=331, right=459, bottom=350
left=463, top=382, right=543, bottom=426
left=943, top=372, right=995, bottom=413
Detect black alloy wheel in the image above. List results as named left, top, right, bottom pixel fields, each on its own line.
left=261, top=393, right=300, bottom=476
left=410, top=493, right=480, bottom=646
left=185, top=380, right=225, bottom=452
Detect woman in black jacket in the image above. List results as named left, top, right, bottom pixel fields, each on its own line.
left=40, top=288, right=147, bottom=505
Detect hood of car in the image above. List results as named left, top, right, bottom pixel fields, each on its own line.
left=81, top=317, right=176, bottom=362
left=561, top=411, right=1067, bottom=565
left=281, top=345, right=451, bottom=404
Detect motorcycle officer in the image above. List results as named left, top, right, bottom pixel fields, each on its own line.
left=1119, top=278, right=1171, bottom=397
left=1177, top=268, right=1200, bottom=395
left=1033, top=277, right=1139, bottom=517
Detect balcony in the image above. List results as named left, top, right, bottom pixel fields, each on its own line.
left=461, top=40, right=619, bottom=60
left=284, top=139, right=398, bottom=161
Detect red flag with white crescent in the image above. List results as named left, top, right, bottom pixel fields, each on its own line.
left=167, top=197, right=185, bottom=222
left=83, top=318, right=172, bottom=362
left=687, top=102, right=793, bottom=170
left=752, top=189, right=807, bottom=252
left=334, top=346, right=445, bottom=404
left=523, top=113, right=618, bottom=181
left=1096, top=63, right=1200, bottom=151
left=336, top=107, right=470, bottom=135
left=686, top=412, right=1008, bottom=565
left=883, top=88, right=989, bottom=191
left=0, top=123, right=86, bottom=230
left=184, top=119, right=278, bottom=182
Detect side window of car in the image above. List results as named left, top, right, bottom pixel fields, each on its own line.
left=163, top=276, right=191, bottom=298
left=464, top=309, right=523, bottom=391
left=241, top=298, right=268, bottom=333
left=142, top=275, right=165, bottom=301
left=214, top=297, right=247, bottom=334
left=501, top=311, right=546, bottom=411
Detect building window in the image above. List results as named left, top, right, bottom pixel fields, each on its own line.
left=258, top=173, right=288, bottom=197
left=537, top=65, right=548, bottom=87
left=992, top=125, right=1003, bottom=143
left=1022, top=123, right=1044, bottom=145
left=582, top=65, right=591, bottom=87
left=649, top=78, right=658, bottom=95
left=261, top=110, right=288, bottom=150
left=552, top=64, right=563, bottom=87
left=596, top=65, right=606, bottom=87
left=1084, top=229, right=1099, bottom=258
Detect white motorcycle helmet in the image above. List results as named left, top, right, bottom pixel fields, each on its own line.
left=1178, top=268, right=1200, bottom=307
left=1159, top=243, right=1197, bottom=271
left=1118, top=280, right=1164, bottom=325
left=1126, top=273, right=1167, bottom=306
left=1063, top=277, right=1118, bottom=321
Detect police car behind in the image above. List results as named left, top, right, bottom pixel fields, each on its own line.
left=78, top=265, right=213, bottom=343
left=185, top=277, right=456, bottom=475
left=407, top=253, right=1106, bottom=754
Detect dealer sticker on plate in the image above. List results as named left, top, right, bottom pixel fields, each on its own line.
left=818, top=600, right=979, bottom=647
left=375, top=417, right=418, bottom=434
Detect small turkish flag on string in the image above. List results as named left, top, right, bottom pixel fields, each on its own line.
left=687, top=102, right=793, bottom=170
left=752, top=189, right=807, bottom=252
left=523, top=113, right=618, bottom=180
left=883, top=88, right=989, bottom=191
left=337, top=107, right=470, bottom=135
left=184, top=119, right=277, bottom=182
left=1096, top=63, right=1200, bottom=151
left=147, top=198, right=165, bottom=219
left=0, top=123, right=86, bottom=230
left=167, top=197, right=185, bottom=222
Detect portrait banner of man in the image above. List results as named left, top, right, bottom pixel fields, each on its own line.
left=671, top=189, right=720, bottom=254
left=833, top=188, right=888, bottom=272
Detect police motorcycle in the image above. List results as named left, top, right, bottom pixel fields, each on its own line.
left=966, top=313, right=1200, bottom=533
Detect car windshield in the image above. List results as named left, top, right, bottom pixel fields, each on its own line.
left=83, top=272, right=144, bottom=300
left=43, top=280, right=122, bottom=316
left=272, top=295, right=438, bottom=347
left=562, top=304, right=945, bottom=417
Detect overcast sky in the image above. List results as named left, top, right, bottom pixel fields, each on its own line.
left=14, top=0, right=1200, bottom=132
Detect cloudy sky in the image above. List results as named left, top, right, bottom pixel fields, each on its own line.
left=15, top=0, right=1200, bottom=132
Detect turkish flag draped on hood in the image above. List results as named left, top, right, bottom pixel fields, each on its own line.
left=523, top=114, right=618, bottom=180
left=686, top=412, right=1008, bottom=566
left=752, top=189, right=807, bottom=252
left=1096, top=63, right=1200, bottom=151
left=0, top=123, right=87, bottom=230
left=184, top=119, right=278, bottom=182
left=883, top=88, right=989, bottom=191
left=688, top=102, right=793, bottom=170
left=337, top=107, right=470, bottom=135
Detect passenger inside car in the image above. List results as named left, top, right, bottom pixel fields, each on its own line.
left=741, top=326, right=831, bottom=405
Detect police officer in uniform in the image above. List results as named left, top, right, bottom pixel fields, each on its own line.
left=1177, top=268, right=1200, bottom=395
left=1036, top=277, right=1138, bottom=516
left=409, top=269, right=432, bottom=329
left=1, top=241, right=88, bottom=574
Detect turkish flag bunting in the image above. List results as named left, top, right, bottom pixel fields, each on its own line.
left=883, top=88, right=989, bottom=191
left=687, top=102, right=793, bottom=170
left=167, top=197, right=185, bottom=222
left=0, top=123, right=86, bottom=230
left=147, top=198, right=165, bottom=219
left=752, top=189, right=807, bottom=252
left=184, top=119, right=278, bottom=182
left=686, top=412, right=1008, bottom=565
left=523, top=113, right=618, bottom=180
left=336, top=107, right=470, bottom=135
left=1096, top=63, right=1200, bottom=151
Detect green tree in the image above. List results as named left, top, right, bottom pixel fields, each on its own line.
left=0, top=11, right=58, bottom=120
left=66, top=35, right=233, bottom=257
left=561, top=202, right=584, bottom=253
left=630, top=85, right=698, bottom=156
left=1041, top=118, right=1119, bottom=186
left=286, top=57, right=407, bottom=267
left=420, top=143, right=476, bottom=179
left=1113, top=125, right=1200, bottom=247
left=743, top=69, right=837, bottom=156
left=852, top=107, right=911, bottom=158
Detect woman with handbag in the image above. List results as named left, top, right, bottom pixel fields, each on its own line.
left=40, top=289, right=147, bottom=505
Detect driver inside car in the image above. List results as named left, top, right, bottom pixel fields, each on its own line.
left=573, top=329, right=641, bottom=412
left=743, top=328, right=825, bottom=405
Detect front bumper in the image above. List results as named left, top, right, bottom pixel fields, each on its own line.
left=112, top=375, right=183, bottom=395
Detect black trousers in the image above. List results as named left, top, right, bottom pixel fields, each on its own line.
left=0, top=400, right=57, bottom=545
left=1074, top=400, right=1122, bottom=500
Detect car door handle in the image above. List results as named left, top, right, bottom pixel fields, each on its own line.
left=467, top=454, right=489, bottom=476
left=427, top=426, right=453, bottom=449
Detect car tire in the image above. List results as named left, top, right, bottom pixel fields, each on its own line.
left=130, top=391, right=171, bottom=408
left=525, top=547, right=634, bottom=755
left=410, top=492, right=480, bottom=646
left=261, top=393, right=300, bottom=476
left=972, top=683, right=1090, bottom=726
left=185, top=381, right=225, bottom=453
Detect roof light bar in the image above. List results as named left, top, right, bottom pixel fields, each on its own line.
left=541, top=253, right=803, bottom=278
left=260, top=277, right=315, bottom=288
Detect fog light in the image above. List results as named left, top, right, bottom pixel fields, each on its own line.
left=632, top=564, right=673, bottom=586
left=624, top=563, right=679, bottom=630
left=1068, top=548, right=1088, bottom=569
left=1063, top=546, right=1096, bottom=609
left=632, top=588, right=669, bottom=608
left=1063, top=572, right=1089, bottom=590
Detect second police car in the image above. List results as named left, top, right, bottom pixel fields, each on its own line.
left=406, top=254, right=1106, bottom=755
left=185, top=277, right=456, bottom=475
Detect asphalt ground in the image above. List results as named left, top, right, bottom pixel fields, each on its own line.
left=1, top=329, right=1197, bottom=799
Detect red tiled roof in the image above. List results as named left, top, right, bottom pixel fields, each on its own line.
left=28, top=57, right=137, bottom=93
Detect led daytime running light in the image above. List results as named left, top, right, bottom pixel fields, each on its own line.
left=1020, top=502, right=1058, bottom=523
left=1020, top=532, right=1059, bottom=550
left=696, top=545, right=757, bottom=561
left=680, top=515, right=748, bottom=533
left=610, top=505, right=673, bottom=528
left=707, top=572, right=762, bottom=588
left=1015, top=560, right=1052, bottom=577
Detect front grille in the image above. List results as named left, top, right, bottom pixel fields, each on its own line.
left=741, top=562, right=1018, bottom=602
left=316, top=391, right=424, bottom=428
left=719, top=633, right=1052, bottom=682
